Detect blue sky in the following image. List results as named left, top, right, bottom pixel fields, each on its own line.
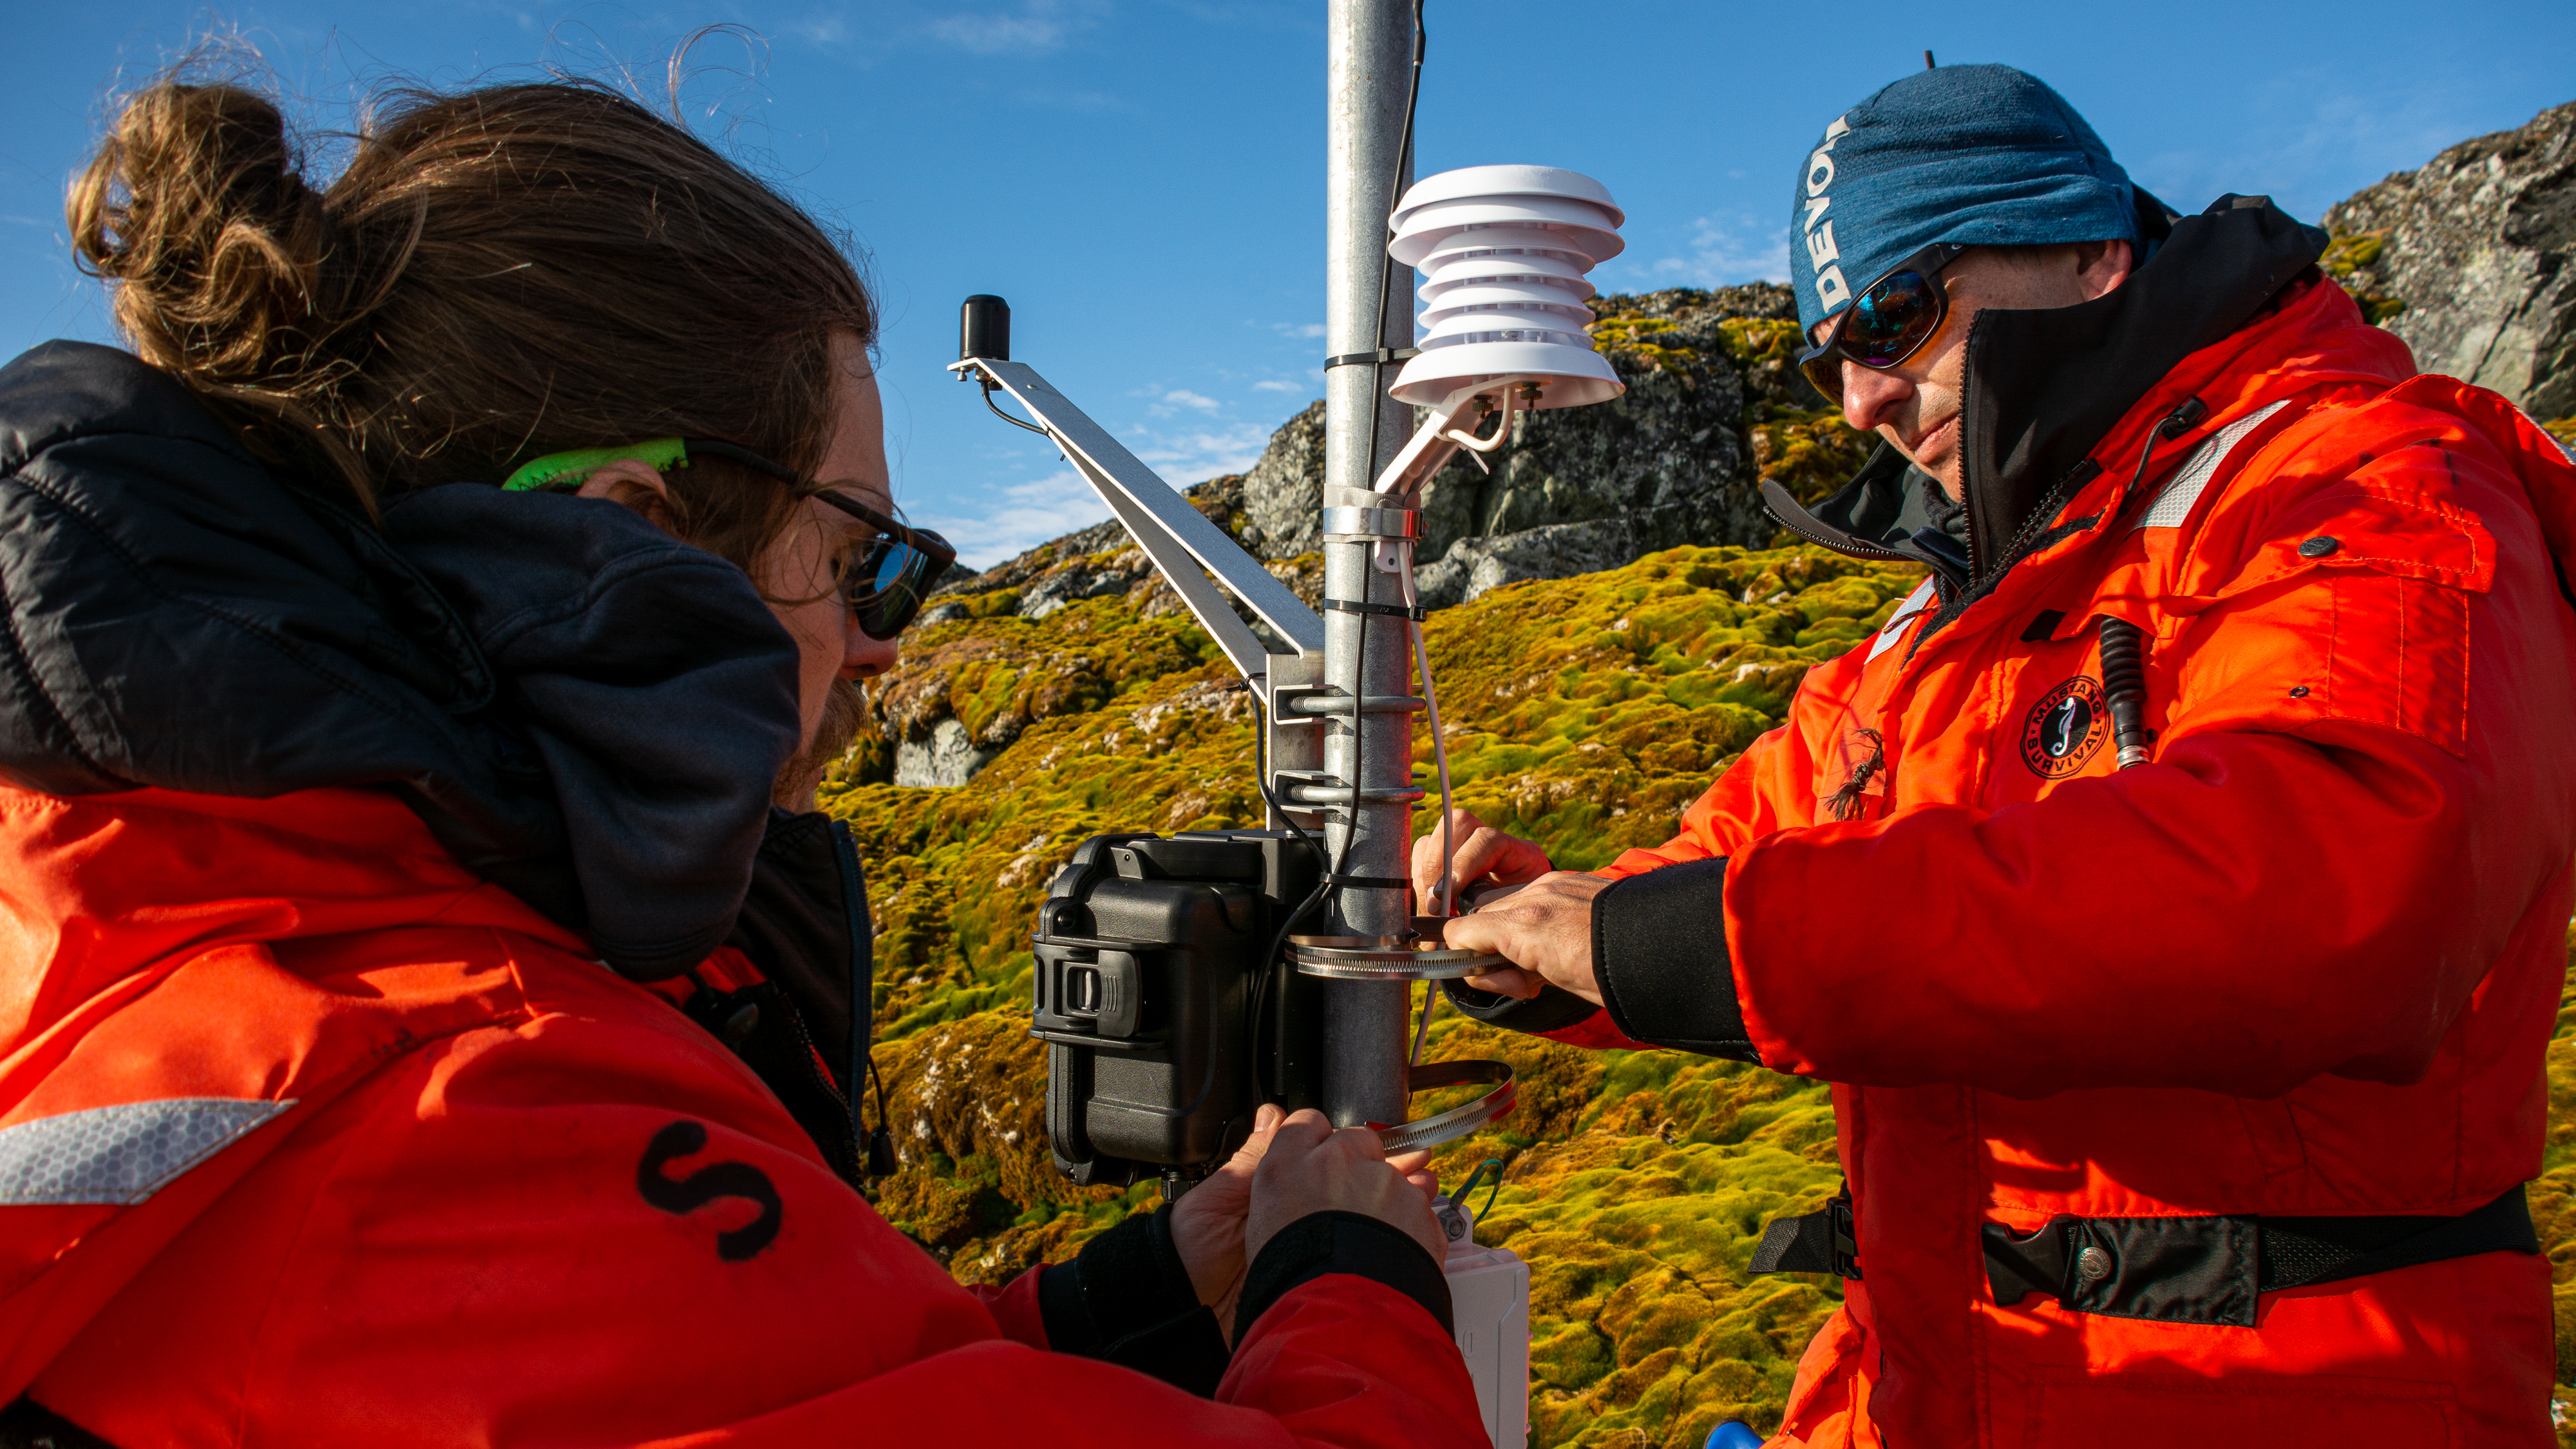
left=7, top=1, right=2572, bottom=567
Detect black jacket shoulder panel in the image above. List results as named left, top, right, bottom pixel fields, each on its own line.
left=1958, top=198, right=2329, bottom=581
left=0, top=342, right=805, bottom=980
left=0, top=340, right=258, bottom=475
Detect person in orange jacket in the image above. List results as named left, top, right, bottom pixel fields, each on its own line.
left=1417, top=65, right=2576, bottom=1446
left=0, top=75, right=1485, bottom=1448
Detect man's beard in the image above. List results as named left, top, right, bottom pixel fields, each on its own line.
left=773, top=677, right=869, bottom=811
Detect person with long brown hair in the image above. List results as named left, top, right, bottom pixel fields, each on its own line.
left=0, top=69, right=1480, bottom=1448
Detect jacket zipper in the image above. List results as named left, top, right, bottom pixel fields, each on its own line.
left=1768, top=502, right=1915, bottom=562
left=1980, top=397, right=2211, bottom=590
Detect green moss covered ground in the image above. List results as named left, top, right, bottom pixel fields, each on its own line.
left=824, top=545, right=2576, bottom=1446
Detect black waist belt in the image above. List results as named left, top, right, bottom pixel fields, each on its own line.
left=1752, top=1182, right=2537, bottom=1329
left=1750, top=1187, right=1862, bottom=1279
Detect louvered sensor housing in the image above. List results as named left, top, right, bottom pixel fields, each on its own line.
left=1374, top=166, right=1627, bottom=494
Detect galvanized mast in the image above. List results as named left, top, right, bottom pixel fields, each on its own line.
left=1318, top=0, right=1418, bottom=1130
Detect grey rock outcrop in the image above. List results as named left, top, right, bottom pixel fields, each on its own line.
left=1406, top=285, right=1788, bottom=570
left=1217, top=283, right=1835, bottom=605
left=1240, top=401, right=1327, bottom=560
left=2325, top=100, right=2575, bottom=421
left=1019, top=565, right=1131, bottom=620
left=894, top=718, right=997, bottom=789
left=1413, top=514, right=1685, bottom=610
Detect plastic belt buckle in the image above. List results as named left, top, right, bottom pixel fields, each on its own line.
left=1829, top=1190, right=1863, bottom=1280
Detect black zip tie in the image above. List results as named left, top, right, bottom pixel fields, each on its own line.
left=1324, top=346, right=1422, bottom=370
left=1329, top=873, right=1411, bottom=890
left=1324, top=598, right=1428, bottom=621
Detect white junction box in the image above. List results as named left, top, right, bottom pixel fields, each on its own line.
left=1443, top=1218, right=1531, bottom=1448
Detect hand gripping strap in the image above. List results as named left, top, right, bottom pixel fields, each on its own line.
left=1442, top=979, right=1601, bottom=1036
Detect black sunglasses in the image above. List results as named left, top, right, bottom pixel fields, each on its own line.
left=1797, top=242, right=1972, bottom=403
left=683, top=439, right=958, bottom=641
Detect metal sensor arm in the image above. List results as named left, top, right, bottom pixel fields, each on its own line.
left=951, top=356, right=1325, bottom=692
left=1370, top=375, right=1541, bottom=499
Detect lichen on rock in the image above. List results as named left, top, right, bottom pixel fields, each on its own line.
left=2323, top=99, right=2576, bottom=418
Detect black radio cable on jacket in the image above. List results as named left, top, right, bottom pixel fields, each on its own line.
left=2099, top=616, right=2153, bottom=769
left=2093, top=402, right=2206, bottom=774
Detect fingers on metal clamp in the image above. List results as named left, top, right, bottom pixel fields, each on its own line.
left=1370, top=1059, right=1517, bottom=1154
left=1287, top=935, right=1508, bottom=980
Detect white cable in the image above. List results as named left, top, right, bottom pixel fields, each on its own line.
left=1410, top=980, right=1436, bottom=1068
left=1374, top=167, right=1625, bottom=1066
left=1396, top=542, right=1456, bottom=918
left=1399, top=541, right=1454, bottom=1069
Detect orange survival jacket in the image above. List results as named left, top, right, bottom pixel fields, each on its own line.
left=0, top=781, right=1484, bottom=1446
left=0, top=332, right=1488, bottom=1447
left=1533, top=274, right=2576, bottom=1444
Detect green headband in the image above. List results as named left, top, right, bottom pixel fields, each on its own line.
left=501, top=437, right=689, bottom=492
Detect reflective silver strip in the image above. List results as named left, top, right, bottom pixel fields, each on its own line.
left=0, top=1097, right=296, bottom=1206
left=2137, top=399, right=2293, bottom=530
left=1868, top=578, right=1938, bottom=661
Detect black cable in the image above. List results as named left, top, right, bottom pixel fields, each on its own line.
left=981, top=381, right=1051, bottom=435
left=1251, top=690, right=1327, bottom=866
left=1250, top=690, right=1334, bottom=1100
left=1359, top=0, right=1428, bottom=485
left=1328, top=0, right=1426, bottom=942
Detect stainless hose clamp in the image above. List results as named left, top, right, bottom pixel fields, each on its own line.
left=1320, top=506, right=1421, bottom=541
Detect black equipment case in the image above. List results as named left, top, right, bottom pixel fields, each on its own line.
left=1030, top=830, right=1325, bottom=1187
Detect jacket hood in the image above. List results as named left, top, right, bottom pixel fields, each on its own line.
left=0, top=340, right=802, bottom=978
left=1766, top=194, right=2332, bottom=587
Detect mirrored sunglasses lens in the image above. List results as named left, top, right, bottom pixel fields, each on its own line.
left=873, top=542, right=913, bottom=596
left=1844, top=271, right=1938, bottom=366
left=849, top=541, right=932, bottom=639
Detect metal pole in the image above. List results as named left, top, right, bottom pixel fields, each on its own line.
left=1320, top=0, right=1416, bottom=1130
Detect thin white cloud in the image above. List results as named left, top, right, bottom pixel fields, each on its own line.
left=2126, top=79, right=2494, bottom=227
left=917, top=471, right=1113, bottom=570
left=1273, top=321, right=1327, bottom=339
left=1154, top=388, right=1221, bottom=414
left=1132, top=421, right=1268, bottom=481
left=1009, top=86, right=1130, bottom=112
left=1251, top=379, right=1305, bottom=393
left=915, top=414, right=1269, bottom=571
left=1623, top=211, right=1789, bottom=289
left=923, top=0, right=1104, bottom=55
left=788, top=12, right=849, bottom=43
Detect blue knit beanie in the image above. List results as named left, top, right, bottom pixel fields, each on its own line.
left=1789, top=64, right=2141, bottom=336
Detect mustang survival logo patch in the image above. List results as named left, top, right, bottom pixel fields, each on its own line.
left=2021, top=676, right=2109, bottom=779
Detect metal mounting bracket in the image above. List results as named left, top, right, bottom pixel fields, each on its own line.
left=952, top=357, right=1325, bottom=695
